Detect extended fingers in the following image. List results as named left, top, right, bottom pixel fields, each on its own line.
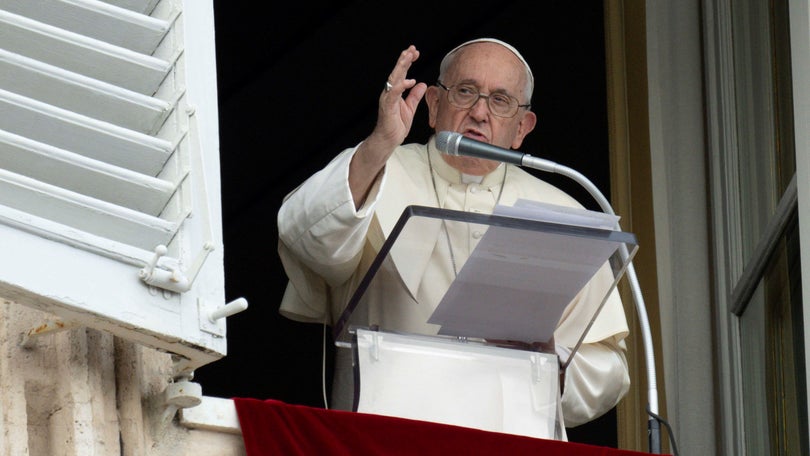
left=384, top=45, right=420, bottom=94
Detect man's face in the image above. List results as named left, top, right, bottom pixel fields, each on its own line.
left=426, top=42, right=537, bottom=175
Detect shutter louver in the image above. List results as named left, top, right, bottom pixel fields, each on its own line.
left=0, top=0, right=183, bottom=263
left=0, top=0, right=233, bottom=376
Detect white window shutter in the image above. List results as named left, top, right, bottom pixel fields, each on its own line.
left=0, top=0, right=235, bottom=377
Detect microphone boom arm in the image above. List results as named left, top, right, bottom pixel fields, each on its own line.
left=435, top=130, right=662, bottom=452
left=521, top=155, right=662, bottom=455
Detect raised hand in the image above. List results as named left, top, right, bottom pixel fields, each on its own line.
left=349, top=45, right=428, bottom=207
left=375, top=45, right=428, bottom=148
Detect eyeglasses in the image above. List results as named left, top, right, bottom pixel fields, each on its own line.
left=437, top=81, right=530, bottom=118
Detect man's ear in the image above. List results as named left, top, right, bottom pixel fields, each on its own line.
left=511, top=111, right=537, bottom=149
left=425, top=86, right=440, bottom=128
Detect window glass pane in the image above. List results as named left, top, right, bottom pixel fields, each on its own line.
left=740, top=282, right=770, bottom=454
left=712, top=0, right=804, bottom=452
left=731, top=0, right=778, bottom=261
left=739, top=218, right=807, bottom=454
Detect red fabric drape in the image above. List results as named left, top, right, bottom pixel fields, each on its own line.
left=233, top=397, right=657, bottom=456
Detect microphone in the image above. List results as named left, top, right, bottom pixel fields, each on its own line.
left=434, top=131, right=558, bottom=172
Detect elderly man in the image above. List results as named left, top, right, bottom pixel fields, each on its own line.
left=277, top=38, right=630, bottom=432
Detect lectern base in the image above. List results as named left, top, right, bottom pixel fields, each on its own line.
left=352, top=328, right=565, bottom=440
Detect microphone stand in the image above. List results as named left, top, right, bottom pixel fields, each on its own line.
left=521, top=155, right=662, bottom=454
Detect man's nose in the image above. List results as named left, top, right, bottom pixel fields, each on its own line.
left=469, top=95, right=490, bottom=118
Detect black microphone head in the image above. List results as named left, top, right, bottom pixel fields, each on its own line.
left=435, top=131, right=460, bottom=154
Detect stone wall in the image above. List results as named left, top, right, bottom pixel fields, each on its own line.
left=0, top=301, right=245, bottom=456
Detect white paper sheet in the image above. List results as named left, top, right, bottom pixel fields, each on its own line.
left=427, top=200, right=621, bottom=343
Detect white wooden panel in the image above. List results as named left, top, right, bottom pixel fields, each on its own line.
left=0, top=168, right=178, bottom=250
left=0, top=0, right=230, bottom=374
left=0, top=203, right=153, bottom=265
left=0, top=9, right=170, bottom=94
left=0, top=130, right=175, bottom=215
left=100, top=0, right=159, bottom=15
left=0, top=89, right=172, bottom=176
left=0, top=0, right=170, bottom=55
left=0, top=220, right=226, bottom=371
left=0, top=48, right=171, bottom=133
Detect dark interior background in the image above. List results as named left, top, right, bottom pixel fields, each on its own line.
left=196, top=0, right=617, bottom=447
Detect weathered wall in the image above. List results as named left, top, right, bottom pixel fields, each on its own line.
left=0, top=300, right=245, bottom=456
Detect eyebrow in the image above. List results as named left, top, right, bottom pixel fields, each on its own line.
left=454, top=79, right=515, bottom=96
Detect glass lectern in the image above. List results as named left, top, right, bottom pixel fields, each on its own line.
left=333, top=204, right=638, bottom=440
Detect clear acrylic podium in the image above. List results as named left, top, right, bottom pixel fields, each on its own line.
left=333, top=204, right=638, bottom=440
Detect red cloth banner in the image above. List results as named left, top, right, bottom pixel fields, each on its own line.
left=234, top=397, right=658, bottom=456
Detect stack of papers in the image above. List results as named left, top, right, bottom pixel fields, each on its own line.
left=427, top=200, right=621, bottom=343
